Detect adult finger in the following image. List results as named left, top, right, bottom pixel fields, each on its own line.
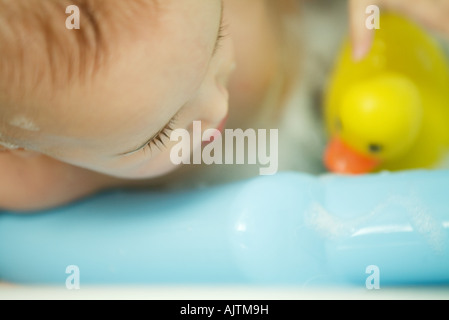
left=349, top=0, right=378, bottom=61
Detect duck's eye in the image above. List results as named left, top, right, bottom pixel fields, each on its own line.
left=369, top=143, right=383, bottom=153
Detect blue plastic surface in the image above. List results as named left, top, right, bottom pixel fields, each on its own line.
left=1, top=170, right=449, bottom=286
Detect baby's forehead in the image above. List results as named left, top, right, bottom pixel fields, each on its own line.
left=0, top=0, right=158, bottom=97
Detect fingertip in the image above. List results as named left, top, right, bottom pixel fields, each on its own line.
left=350, top=23, right=375, bottom=62
left=348, top=0, right=375, bottom=62
left=352, top=38, right=372, bottom=62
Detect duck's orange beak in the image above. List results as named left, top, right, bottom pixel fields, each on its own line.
left=324, top=137, right=380, bottom=174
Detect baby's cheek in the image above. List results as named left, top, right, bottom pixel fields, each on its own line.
left=0, top=153, right=112, bottom=211
left=99, top=147, right=178, bottom=179
left=131, top=150, right=181, bottom=179
left=225, top=0, right=280, bottom=127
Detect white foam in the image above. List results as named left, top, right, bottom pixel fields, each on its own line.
left=304, top=195, right=445, bottom=253
left=9, top=115, right=40, bottom=132
left=0, top=140, right=20, bottom=149
left=304, top=203, right=356, bottom=239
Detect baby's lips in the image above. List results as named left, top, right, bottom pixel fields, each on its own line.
left=202, top=115, right=229, bottom=146
left=324, top=137, right=379, bottom=174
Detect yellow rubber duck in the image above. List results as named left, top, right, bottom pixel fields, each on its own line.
left=324, top=13, right=449, bottom=174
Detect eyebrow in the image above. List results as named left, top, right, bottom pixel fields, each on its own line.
left=120, top=2, right=225, bottom=157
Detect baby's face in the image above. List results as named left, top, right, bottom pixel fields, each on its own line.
left=2, top=0, right=235, bottom=179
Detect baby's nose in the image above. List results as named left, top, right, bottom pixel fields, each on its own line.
left=197, top=81, right=229, bottom=130
left=192, top=35, right=235, bottom=130
left=215, top=36, right=236, bottom=91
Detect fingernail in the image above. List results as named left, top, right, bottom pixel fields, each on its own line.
left=352, top=44, right=368, bottom=62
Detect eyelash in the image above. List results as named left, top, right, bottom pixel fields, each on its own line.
left=143, top=117, right=177, bottom=154
left=214, top=21, right=228, bottom=54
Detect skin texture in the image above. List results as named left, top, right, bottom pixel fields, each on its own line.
left=0, top=151, right=121, bottom=211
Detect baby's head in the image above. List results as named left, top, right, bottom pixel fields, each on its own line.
left=0, top=0, right=234, bottom=179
